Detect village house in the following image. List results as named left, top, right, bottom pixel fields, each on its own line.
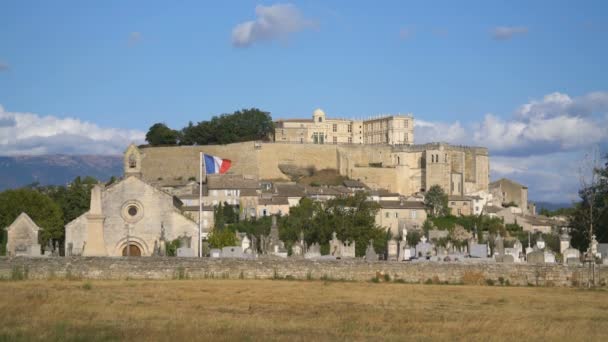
left=490, top=178, right=530, bottom=214
left=448, top=195, right=473, bottom=216
left=257, top=195, right=290, bottom=217
left=202, top=174, right=260, bottom=206
left=375, top=200, right=427, bottom=236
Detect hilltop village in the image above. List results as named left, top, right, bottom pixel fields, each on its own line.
left=4, top=109, right=607, bottom=266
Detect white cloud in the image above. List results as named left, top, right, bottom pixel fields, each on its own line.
left=414, top=91, right=608, bottom=201
left=232, top=3, right=316, bottom=47
left=491, top=152, right=583, bottom=202
left=491, top=26, right=528, bottom=40
left=0, top=105, right=145, bottom=155
left=416, top=91, right=608, bottom=156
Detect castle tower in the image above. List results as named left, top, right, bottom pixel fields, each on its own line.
left=124, top=143, right=142, bottom=178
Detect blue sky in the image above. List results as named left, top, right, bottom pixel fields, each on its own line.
left=1, top=1, right=607, bottom=201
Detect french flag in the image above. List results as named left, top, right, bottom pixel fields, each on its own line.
left=203, top=154, right=232, bottom=174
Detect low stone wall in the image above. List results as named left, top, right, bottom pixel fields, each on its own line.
left=1, top=257, right=606, bottom=287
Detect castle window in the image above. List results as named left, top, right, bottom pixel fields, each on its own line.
left=128, top=154, right=137, bottom=169
left=405, top=120, right=408, bottom=128
left=318, top=117, right=323, bottom=123
left=348, top=137, right=352, bottom=144
left=348, top=124, right=352, bottom=133
left=333, top=124, right=337, bottom=132
left=333, top=136, right=337, bottom=144
left=431, top=155, right=435, bottom=163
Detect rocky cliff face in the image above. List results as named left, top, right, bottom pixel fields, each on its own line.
left=0, top=155, right=122, bottom=190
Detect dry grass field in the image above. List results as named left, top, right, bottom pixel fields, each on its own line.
left=0, top=279, right=607, bottom=341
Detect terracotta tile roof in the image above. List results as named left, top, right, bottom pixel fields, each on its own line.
left=275, top=184, right=306, bottom=197
left=379, top=201, right=427, bottom=209
left=258, top=196, right=289, bottom=205
left=207, top=175, right=259, bottom=190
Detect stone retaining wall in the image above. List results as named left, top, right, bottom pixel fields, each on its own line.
left=1, top=257, right=606, bottom=287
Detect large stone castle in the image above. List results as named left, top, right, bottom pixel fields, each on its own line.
left=125, top=139, right=489, bottom=197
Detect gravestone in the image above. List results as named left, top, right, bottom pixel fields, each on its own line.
left=387, top=239, right=398, bottom=261
left=469, top=243, right=488, bottom=259
left=563, top=247, right=581, bottom=265
left=415, top=236, right=434, bottom=259
left=304, top=243, right=321, bottom=259
left=221, top=246, right=244, bottom=258
left=398, top=228, right=411, bottom=260
left=329, top=231, right=355, bottom=259
left=176, top=234, right=195, bottom=257
left=364, top=240, right=378, bottom=261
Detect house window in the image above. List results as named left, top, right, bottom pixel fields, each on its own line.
left=385, top=212, right=390, bottom=218
left=333, top=124, right=337, bottom=132
left=410, top=210, right=417, bottom=219
left=394, top=212, right=398, bottom=218
left=457, top=209, right=462, bottom=215
left=451, top=202, right=456, bottom=205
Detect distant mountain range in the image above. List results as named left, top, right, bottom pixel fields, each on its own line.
left=0, top=155, right=123, bottom=191
left=534, top=201, right=574, bottom=212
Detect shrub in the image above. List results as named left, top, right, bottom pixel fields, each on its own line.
left=82, top=282, right=92, bottom=290
left=174, top=267, right=187, bottom=280
left=485, top=279, right=495, bottom=286
left=371, top=276, right=380, bottom=283
left=383, top=273, right=391, bottom=282
left=498, top=276, right=505, bottom=285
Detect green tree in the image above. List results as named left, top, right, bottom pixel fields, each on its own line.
left=180, top=108, right=274, bottom=145
left=145, top=123, right=180, bottom=146
left=0, top=189, right=64, bottom=249
left=40, top=176, right=98, bottom=225
left=569, top=154, right=608, bottom=250
left=208, top=229, right=237, bottom=249
left=425, top=185, right=449, bottom=217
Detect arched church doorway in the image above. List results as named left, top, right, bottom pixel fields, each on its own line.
left=122, top=244, right=142, bottom=256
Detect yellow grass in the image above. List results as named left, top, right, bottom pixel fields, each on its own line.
left=0, top=279, right=607, bottom=341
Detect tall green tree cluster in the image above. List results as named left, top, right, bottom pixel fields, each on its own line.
left=0, top=176, right=100, bottom=254
left=145, top=108, right=275, bottom=146
left=226, top=192, right=387, bottom=257
left=424, top=185, right=449, bottom=217
left=569, top=154, right=608, bottom=250
left=0, top=189, right=64, bottom=252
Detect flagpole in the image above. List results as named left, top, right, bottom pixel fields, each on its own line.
left=199, top=152, right=203, bottom=258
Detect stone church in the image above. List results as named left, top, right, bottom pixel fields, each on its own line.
left=64, top=145, right=199, bottom=257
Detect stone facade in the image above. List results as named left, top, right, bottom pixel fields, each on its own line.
left=129, top=141, right=489, bottom=198
left=4, top=213, right=42, bottom=257
left=490, top=178, right=529, bottom=214
left=274, top=109, right=413, bottom=146
left=375, top=201, right=427, bottom=236
left=2, top=257, right=605, bottom=287
left=65, top=176, right=199, bottom=257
